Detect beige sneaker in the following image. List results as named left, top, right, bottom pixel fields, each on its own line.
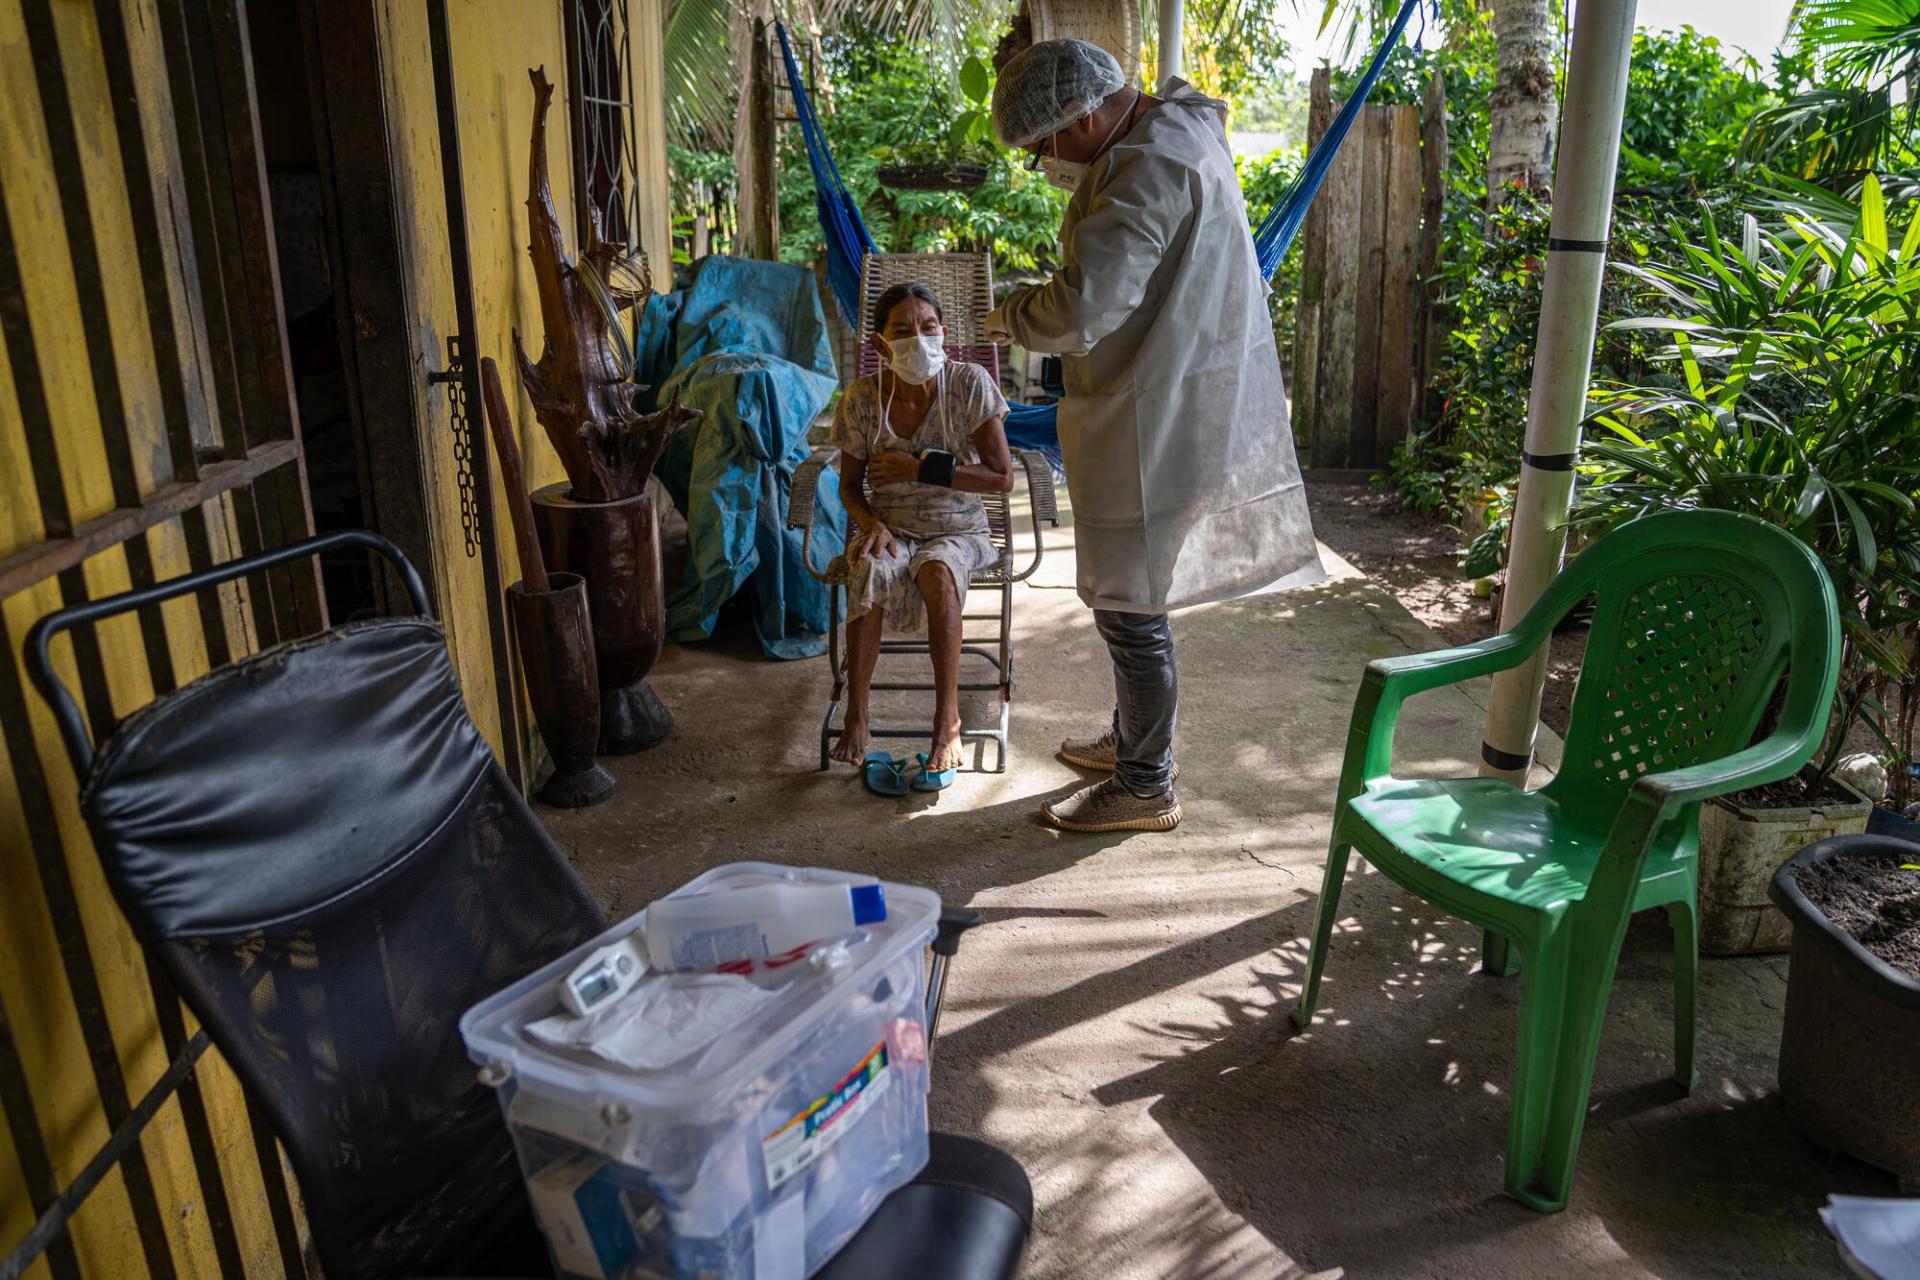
left=1057, top=728, right=1180, bottom=781
left=1041, top=778, right=1182, bottom=833
left=1058, top=726, right=1118, bottom=770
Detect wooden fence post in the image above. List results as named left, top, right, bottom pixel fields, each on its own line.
left=1414, top=70, right=1449, bottom=427
left=1349, top=107, right=1390, bottom=467
left=1291, top=69, right=1331, bottom=445
left=1375, top=104, right=1423, bottom=448
left=1311, top=78, right=1361, bottom=468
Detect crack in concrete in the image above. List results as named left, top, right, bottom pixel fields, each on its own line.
left=1243, top=845, right=1296, bottom=875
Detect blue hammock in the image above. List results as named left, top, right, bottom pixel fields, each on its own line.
left=777, top=25, right=876, bottom=325
left=777, top=0, right=1425, bottom=451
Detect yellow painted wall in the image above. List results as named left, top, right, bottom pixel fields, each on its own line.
left=1, top=1, right=674, bottom=1273
left=0, top=1, right=291, bottom=1275
left=376, top=0, right=672, bottom=768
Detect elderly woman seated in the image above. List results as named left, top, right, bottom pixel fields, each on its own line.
left=827, top=281, right=1013, bottom=783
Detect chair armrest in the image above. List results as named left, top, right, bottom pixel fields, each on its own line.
left=788, top=448, right=837, bottom=532
left=1343, top=632, right=1540, bottom=792
left=789, top=448, right=843, bottom=586
left=1636, top=733, right=1816, bottom=810
left=1002, top=449, right=1054, bottom=584
left=1368, top=631, right=1538, bottom=699
left=1016, top=450, right=1058, bottom=525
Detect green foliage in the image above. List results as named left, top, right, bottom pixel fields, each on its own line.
left=1238, top=145, right=1306, bottom=364
left=1575, top=179, right=1920, bottom=776
left=1231, top=76, right=1312, bottom=137
left=1384, top=18, right=1780, bottom=523
left=950, top=54, right=994, bottom=148
left=1618, top=28, right=1776, bottom=189
left=774, top=25, right=1067, bottom=274
left=1745, top=0, right=1920, bottom=186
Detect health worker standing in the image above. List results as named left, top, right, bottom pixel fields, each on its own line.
left=985, top=39, right=1323, bottom=834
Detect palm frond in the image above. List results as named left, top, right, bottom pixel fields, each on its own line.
left=1788, top=0, right=1920, bottom=87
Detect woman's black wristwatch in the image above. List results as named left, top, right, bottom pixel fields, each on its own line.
left=916, top=449, right=957, bottom=487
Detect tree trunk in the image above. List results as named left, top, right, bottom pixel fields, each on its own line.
left=1486, top=0, right=1559, bottom=204
left=731, top=0, right=772, bottom=250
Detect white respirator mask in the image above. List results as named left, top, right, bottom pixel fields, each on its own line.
left=1040, top=154, right=1089, bottom=193
left=885, top=333, right=948, bottom=386
left=1038, top=92, right=1138, bottom=194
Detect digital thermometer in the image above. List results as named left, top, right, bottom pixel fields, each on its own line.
left=560, top=933, right=650, bottom=1018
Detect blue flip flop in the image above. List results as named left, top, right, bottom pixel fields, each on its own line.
left=863, top=752, right=910, bottom=797
left=911, top=752, right=956, bottom=792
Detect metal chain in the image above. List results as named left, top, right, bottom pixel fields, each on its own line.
left=433, top=335, right=482, bottom=559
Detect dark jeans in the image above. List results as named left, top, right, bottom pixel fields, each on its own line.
left=1093, top=609, right=1178, bottom=797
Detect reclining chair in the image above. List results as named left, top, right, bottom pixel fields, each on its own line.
left=23, top=530, right=1030, bottom=1280
left=790, top=252, right=1059, bottom=772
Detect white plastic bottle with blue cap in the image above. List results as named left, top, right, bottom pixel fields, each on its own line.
left=643, top=881, right=889, bottom=972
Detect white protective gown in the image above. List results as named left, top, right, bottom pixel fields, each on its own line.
left=994, top=81, right=1323, bottom=613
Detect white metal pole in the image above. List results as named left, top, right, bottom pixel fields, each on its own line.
left=1158, top=0, right=1185, bottom=91
left=1478, top=0, right=1638, bottom=784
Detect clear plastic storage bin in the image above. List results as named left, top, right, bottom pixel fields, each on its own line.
left=460, top=864, right=939, bottom=1280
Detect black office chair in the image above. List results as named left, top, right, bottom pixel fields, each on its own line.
left=25, top=530, right=1029, bottom=1280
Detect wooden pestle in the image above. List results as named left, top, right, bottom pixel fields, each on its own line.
left=479, top=355, right=551, bottom=594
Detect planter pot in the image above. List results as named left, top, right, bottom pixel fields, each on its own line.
left=1769, top=836, right=1920, bottom=1185
left=1697, top=772, right=1872, bottom=955
left=531, top=483, right=672, bottom=755
left=1458, top=489, right=1496, bottom=545
left=875, top=163, right=989, bottom=192
left=1867, top=804, right=1920, bottom=845
left=505, top=573, right=614, bottom=809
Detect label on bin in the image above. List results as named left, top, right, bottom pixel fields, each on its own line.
left=761, top=1042, right=891, bottom=1190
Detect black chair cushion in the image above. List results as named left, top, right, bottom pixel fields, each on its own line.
left=454, top=1131, right=1031, bottom=1280
left=84, top=619, right=496, bottom=940
left=815, top=1131, right=1032, bottom=1280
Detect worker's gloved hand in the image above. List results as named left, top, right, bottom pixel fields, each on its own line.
left=983, top=304, right=1015, bottom=347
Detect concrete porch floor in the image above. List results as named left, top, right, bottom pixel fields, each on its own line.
left=540, top=497, right=1885, bottom=1279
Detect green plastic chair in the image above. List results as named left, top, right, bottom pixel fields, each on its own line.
left=1290, top=509, right=1840, bottom=1212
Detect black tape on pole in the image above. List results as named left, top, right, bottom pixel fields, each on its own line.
left=1481, top=740, right=1534, bottom=772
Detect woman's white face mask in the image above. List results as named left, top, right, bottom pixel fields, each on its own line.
left=882, top=332, right=947, bottom=385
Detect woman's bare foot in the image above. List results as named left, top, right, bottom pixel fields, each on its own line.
left=927, top=719, right=964, bottom=773
left=830, top=713, right=871, bottom=765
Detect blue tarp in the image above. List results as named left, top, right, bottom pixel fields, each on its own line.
left=639, top=256, right=846, bottom=660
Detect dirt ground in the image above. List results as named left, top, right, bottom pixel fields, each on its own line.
left=1305, top=482, right=1586, bottom=737
left=545, top=482, right=1892, bottom=1280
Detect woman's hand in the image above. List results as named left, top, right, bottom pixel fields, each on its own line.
left=866, top=449, right=920, bottom=488
left=850, top=520, right=897, bottom=563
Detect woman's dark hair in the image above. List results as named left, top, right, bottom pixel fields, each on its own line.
left=872, top=281, right=944, bottom=335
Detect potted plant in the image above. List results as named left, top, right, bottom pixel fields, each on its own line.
left=875, top=56, right=996, bottom=192
left=514, top=69, right=699, bottom=755
left=1862, top=629, right=1920, bottom=842
left=1769, top=835, right=1920, bottom=1184
left=1577, top=178, right=1920, bottom=953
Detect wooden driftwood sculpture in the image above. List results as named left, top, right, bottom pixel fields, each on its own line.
left=514, top=67, right=698, bottom=503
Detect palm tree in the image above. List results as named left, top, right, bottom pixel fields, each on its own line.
left=1487, top=0, right=1559, bottom=202
left=1745, top=0, right=1920, bottom=187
